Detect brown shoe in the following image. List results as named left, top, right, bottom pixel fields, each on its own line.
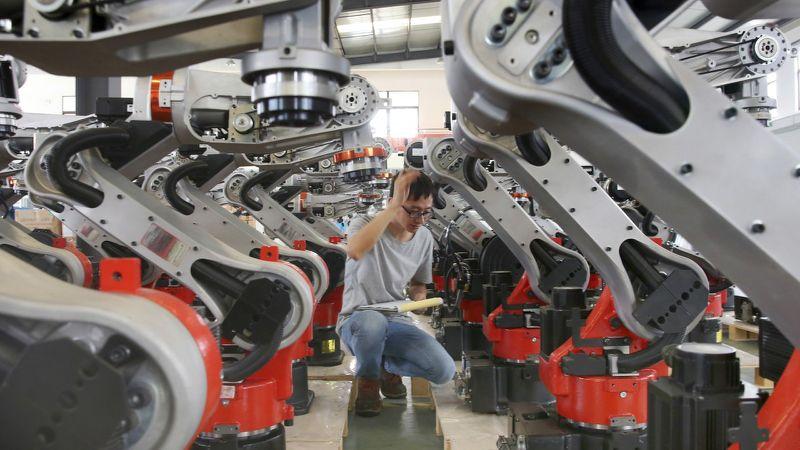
left=380, top=368, right=407, bottom=399
left=355, top=377, right=382, bottom=417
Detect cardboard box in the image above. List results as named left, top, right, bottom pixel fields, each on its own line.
left=14, top=208, right=63, bottom=235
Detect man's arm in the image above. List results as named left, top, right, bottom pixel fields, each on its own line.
left=345, top=170, right=420, bottom=260
left=409, top=281, right=428, bottom=301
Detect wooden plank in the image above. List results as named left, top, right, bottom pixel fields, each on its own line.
left=308, top=354, right=356, bottom=381
left=431, top=380, right=506, bottom=450
left=754, top=367, right=775, bottom=389
left=286, top=380, right=351, bottom=450
left=721, top=312, right=760, bottom=333
left=729, top=325, right=758, bottom=342
left=412, top=377, right=433, bottom=400
left=735, top=347, right=759, bottom=369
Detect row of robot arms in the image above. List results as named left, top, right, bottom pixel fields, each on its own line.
left=0, top=0, right=798, bottom=449
left=0, top=2, right=400, bottom=449
left=394, top=2, right=796, bottom=448
left=408, top=1, right=797, bottom=450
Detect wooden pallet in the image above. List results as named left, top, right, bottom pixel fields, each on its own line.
left=286, top=380, right=352, bottom=450
left=721, top=313, right=759, bottom=341
left=431, top=381, right=506, bottom=450
left=308, top=354, right=356, bottom=382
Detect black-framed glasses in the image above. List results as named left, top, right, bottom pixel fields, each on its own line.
left=402, top=206, right=433, bottom=220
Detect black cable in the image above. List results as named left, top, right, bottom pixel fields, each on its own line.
left=163, top=161, right=208, bottom=215
left=223, top=322, right=286, bottom=382
left=563, top=0, right=689, bottom=133
left=619, top=241, right=663, bottom=292
left=49, top=127, right=130, bottom=208
left=617, top=332, right=683, bottom=372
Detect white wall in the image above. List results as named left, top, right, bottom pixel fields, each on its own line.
left=18, top=66, right=75, bottom=114
left=353, top=59, right=451, bottom=133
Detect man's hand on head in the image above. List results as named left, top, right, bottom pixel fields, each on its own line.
left=389, top=169, right=422, bottom=210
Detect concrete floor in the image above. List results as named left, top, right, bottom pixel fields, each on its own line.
left=344, top=378, right=443, bottom=450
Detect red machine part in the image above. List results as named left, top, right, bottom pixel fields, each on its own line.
left=98, top=258, right=222, bottom=440
left=729, top=350, right=800, bottom=450
left=706, top=290, right=725, bottom=318
left=540, top=287, right=667, bottom=428
left=506, top=273, right=546, bottom=307
left=201, top=245, right=315, bottom=435
left=461, top=298, right=484, bottom=324
left=314, top=284, right=343, bottom=328
left=483, top=275, right=544, bottom=361
left=331, top=146, right=387, bottom=164
left=433, top=274, right=445, bottom=293
left=150, top=72, right=174, bottom=122
left=483, top=305, right=541, bottom=361
left=50, top=236, right=94, bottom=287
left=587, top=273, right=604, bottom=291
left=155, top=283, right=196, bottom=305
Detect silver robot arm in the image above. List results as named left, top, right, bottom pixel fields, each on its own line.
left=422, top=136, right=590, bottom=303
left=443, top=0, right=800, bottom=347
left=1, top=1, right=349, bottom=128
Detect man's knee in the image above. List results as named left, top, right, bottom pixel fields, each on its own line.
left=349, top=310, right=389, bottom=340
left=430, top=355, right=456, bottom=385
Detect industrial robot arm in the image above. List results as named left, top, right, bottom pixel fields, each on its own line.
left=0, top=253, right=222, bottom=449
left=421, top=136, right=589, bottom=303
left=24, top=123, right=314, bottom=383
left=454, top=119, right=710, bottom=342
left=443, top=0, right=800, bottom=348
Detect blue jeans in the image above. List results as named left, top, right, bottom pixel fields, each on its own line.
left=339, top=310, right=456, bottom=384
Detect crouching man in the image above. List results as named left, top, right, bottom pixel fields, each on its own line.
left=338, top=169, right=456, bottom=417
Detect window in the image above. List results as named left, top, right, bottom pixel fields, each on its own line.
left=370, top=91, right=419, bottom=138
left=767, top=73, right=777, bottom=102
left=18, top=66, right=75, bottom=115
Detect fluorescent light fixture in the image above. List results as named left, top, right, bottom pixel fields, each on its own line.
left=337, top=15, right=441, bottom=35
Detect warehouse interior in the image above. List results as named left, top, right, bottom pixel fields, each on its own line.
left=1, top=1, right=799, bottom=449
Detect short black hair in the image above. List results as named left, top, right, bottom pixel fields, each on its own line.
left=389, top=170, right=436, bottom=201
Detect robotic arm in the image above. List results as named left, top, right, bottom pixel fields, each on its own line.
left=443, top=0, right=800, bottom=349
left=421, top=136, right=589, bottom=303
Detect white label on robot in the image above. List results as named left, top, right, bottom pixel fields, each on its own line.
left=140, top=224, right=188, bottom=266
left=220, top=385, right=236, bottom=399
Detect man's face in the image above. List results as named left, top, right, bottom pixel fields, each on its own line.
left=393, top=195, right=434, bottom=233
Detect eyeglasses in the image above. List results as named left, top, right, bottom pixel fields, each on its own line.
left=402, top=206, right=433, bottom=220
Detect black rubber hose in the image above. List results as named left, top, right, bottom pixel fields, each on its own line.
left=563, top=0, right=689, bottom=133
left=239, top=170, right=290, bottom=211
left=514, top=131, right=551, bottom=166
left=530, top=240, right=559, bottom=271
left=433, top=184, right=448, bottom=210
left=191, top=260, right=247, bottom=299
left=223, top=322, right=286, bottom=382
left=607, top=181, right=632, bottom=202
left=641, top=210, right=660, bottom=237
left=619, top=241, right=663, bottom=292
left=163, top=161, right=209, bottom=215
left=617, top=332, right=683, bottom=372
left=462, top=156, right=487, bottom=191
left=49, top=127, right=130, bottom=208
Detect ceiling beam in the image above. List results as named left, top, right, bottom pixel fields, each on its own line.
left=342, top=0, right=434, bottom=11
left=348, top=48, right=441, bottom=65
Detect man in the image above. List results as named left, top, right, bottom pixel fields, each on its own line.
left=338, top=169, right=456, bottom=417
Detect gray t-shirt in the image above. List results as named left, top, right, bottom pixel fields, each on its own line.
left=336, top=214, right=434, bottom=332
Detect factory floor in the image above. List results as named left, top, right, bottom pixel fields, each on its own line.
left=341, top=320, right=760, bottom=449
left=344, top=378, right=443, bottom=450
